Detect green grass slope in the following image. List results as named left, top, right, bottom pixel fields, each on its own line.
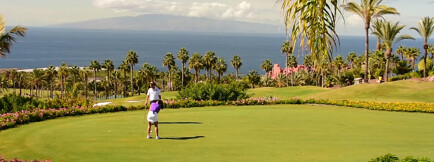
left=248, top=80, right=434, bottom=103
left=308, top=80, right=434, bottom=103
left=0, top=105, right=433, bottom=161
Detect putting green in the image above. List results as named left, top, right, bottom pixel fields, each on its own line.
left=0, top=105, right=433, bottom=161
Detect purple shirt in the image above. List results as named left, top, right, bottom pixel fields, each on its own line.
left=150, top=102, right=161, bottom=113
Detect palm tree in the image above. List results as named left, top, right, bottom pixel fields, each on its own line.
left=89, top=60, right=101, bottom=100
left=260, top=59, right=273, bottom=77
left=17, top=71, right=25, bottom=96
left=31, top=69, right=45, bottom=97
left=214, top=57, right=227, bottom=83
left=347, top=52, right=357, bottom=68
left=372, top=19, right=384, bottom=51
left=428, top=44, right=434, bottom=59
left=287, top=54, right=298, bottom=86
left=396, top=46, right=407, bottom=60
left=118, top=61, right=130, bottom=97
left=162, top=53, right=175, bottom=91
left=177, top=48, right=189, bottom=86
left=125, top=50, right=138, bottom=96
left=70, top=65, right=80, bottom=85
left=102, top=59, right=114, bottom=99
left=0, top=15, right=27, bottom=58
left=231, top=55, right=242, bottom=80
left=247, top=70, right=261, bottom=88
left=4, top=70, right=17, bottom=94
left=44, top=65, right=57, bottom=98
left=345, top=0, right=399, bottom=83
left=303, top=55, right=313, bottom=73
left=281, top=40, right=293, bottom=87
left=58, top=62, right=69, bottom=98
left=410, top=17, right=434, bottom=78
left=372, top=21, right=414, bottom=82
left=405, top=47, right=420, bottom=71
left=333, top=55, right=346, bottom=75
left=189, top=52, right=203, bottom=83
left=111, top=70, right=121, bottom=98
left=203, top=51, right=217, bottom=81
left=279, top=0, right=340, bottom=66
left=79, top=67, right=91, bottom=99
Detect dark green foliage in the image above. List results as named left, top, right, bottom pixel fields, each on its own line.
left=178, top=82, right=250, bottom=101
left=334, top=71, right=355, bottom=86
left=0, top=94, right=93, bottom=114
left=392, top=60, right=412, bottom=76
left=369, top=153, right=431, bottom=162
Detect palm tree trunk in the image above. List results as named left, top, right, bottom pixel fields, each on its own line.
left=13, top=81, right=16, bottom=95
left=236, top=68, right=239, bottom=81
left=106, top=70, right=110, bottom=99
left=384, top=50, right=391, bottom=82
left=364, top=24, right=370, bottom=83
left=423, top=43, right=428, bottom=78
left=50, top=80, right=53, bottom=98
left=94, top=71, right=97, bottom=100
left=85, top=76, right=88, bottom=99
left=195, top=69, right=198, bottom=83
left=286, top=53, right=289, bottom=87
left=123, top=71, right=127, bottom=97
left=61, top=77, right=64, bottom=98
left=130, top=65, right=134, bottom=96
left=114, top=83, right=117, bottom=99
left=181, top=63, right=184, bottom=86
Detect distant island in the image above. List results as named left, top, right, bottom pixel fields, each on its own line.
left=50, top=14, right=283, bottom=34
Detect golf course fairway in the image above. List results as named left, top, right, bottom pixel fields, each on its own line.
left=0, top=105, right=433, bottom=161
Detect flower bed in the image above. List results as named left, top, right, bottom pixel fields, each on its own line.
left=1, top=97, right=433, bottom=131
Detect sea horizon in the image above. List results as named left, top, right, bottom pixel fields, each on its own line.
left=1, top=27, right=430, bottom=74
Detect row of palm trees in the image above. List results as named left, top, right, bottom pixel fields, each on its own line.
left=278, top=0, right=434, bottom=83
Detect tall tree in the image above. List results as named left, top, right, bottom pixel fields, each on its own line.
left=405, top=47, right=420, bottom=71
left=287, top=54, right=298, bottom=86
left=118, top=61, right=130, bottom=97
left=372, top=20, right=414, bottom=82
left=111, top=70, right=121, bottom=99
left=203, top=51, right=217, bottom=81
left=260, top=59, right=273, bottom=77
left=281, top=41, right=293, bottom=87
left=162, top=53, right=176, bottom=91
left=58, top=62, right=69, bottom=98
left=189, top=53, right=203, bottom=83
left=214, top=57, right=227, bottom=83
left=102, top=59, right=114, bottom=99
left=79, top=67, right=91, bottom=99
left=0, top=15, right=27, bottom=58
left=177, top=48, right=189, bottom=86
left=396, top=46, right=406, bottom=60
left=428, top=44, right=434, bottom=59
left=333, top=55, right=346, bottom=75
left=410, top=17, right=434, bottom=78
left=347, top=52, right=357, bottom=68
left=89, top=60, right=101, bottom=100
left=44, top=65, right=57, bottom=98
left=231, top=55, right=243, bottom=80
left=279, top=0, right=340, bottom=61
left=70, top=65, right=80, bottom=85
left=126, top=50, right=138, bottom=96
left=247, top=70, right=261, bottom=88
left=345, top=0, right=399, bottom=82
left=4, top=70, right=17, bottom=94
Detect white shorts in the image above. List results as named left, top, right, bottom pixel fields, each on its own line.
left=147, top=111, right=158, bottom=123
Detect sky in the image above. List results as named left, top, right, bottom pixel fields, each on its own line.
left=0, top=0, right=433, bottom=36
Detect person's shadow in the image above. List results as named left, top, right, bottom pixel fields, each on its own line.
left=159, top=136, right=205, bottom=140
left=158, top=122, right=204, bottom=140
left=158, top=122, right=202, bottom=124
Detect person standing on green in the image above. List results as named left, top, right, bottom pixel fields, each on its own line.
left=145, top=81, right=162, bottom=139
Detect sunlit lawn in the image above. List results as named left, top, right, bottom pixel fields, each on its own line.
left=0, top=105, right=433, bottom=161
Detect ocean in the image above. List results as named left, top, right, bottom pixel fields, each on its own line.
left=0, top=27, right=427, bottom=74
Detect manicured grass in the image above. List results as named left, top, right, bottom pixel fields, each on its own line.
left=248, top=80, right=434, bottom=103
left=0, top=105, right=433, bottom=161
left=308, top=80, right=434, bottom=103
left=247, top=86, right=329, bottom=99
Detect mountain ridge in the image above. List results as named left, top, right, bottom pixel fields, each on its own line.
left=51, top=14, right=282, bottom=34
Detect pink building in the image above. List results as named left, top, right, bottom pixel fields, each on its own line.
left=267, top=64, right=309, bottom=79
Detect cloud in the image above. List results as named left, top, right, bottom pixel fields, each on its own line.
left=93, top=0, right=258, bottom=22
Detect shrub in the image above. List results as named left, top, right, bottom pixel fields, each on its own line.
left=178, top=82, right=250, bottom=101
left=369, top=153, right=431, bottom=162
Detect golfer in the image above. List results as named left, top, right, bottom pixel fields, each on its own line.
left=146, top=81, right=162, bottom=139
